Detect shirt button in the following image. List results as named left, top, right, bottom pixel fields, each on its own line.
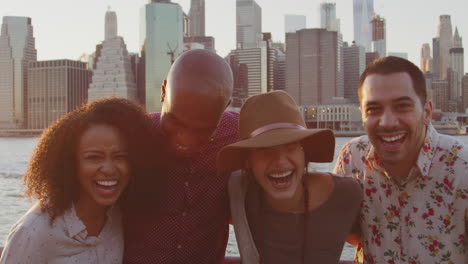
left=177, top=244, right=183, bottom=249
left=182, top=211, right=187, bottom=217
left=184, top=181, right=189, bottom=187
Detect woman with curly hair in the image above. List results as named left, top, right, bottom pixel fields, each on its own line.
left=0, top=98, right=163, bottom=263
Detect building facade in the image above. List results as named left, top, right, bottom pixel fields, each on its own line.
left=435, top=15, right=453, bottom=80
left=27, top=60, right=90, bottom=129
left=353, top=0, right=374, bottom=52
left=141, top=0, right=184, bottom=112
left=0, top=16, right=37, bottom=129
left=462, top=74, right=468, bottom=112
left=432, top=79, right=449, bottom=112
left=448, top=28, right=464, bottom=102
left=286, top=28, right=344, bottom=105
left=343, top=42, right=365, bottom=103
left=236, top=0, right=262, bottom=49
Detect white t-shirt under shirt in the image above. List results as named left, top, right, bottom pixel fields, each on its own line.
left=0, top=203, right=123, bottom=264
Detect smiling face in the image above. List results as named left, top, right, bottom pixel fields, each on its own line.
left=76, top=124, right=130, bottom=210
left=360, top=72, right=432, bottom=168
left=247, top=142, right=305, bottom=201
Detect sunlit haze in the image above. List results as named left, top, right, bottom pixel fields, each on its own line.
left=1, top=0, right=467, bottom=70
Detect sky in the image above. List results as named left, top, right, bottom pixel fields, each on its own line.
left=1, top=0, right=467, bottom=71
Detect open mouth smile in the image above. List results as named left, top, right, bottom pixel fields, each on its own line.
left=267, top=170, right=294, bottom=189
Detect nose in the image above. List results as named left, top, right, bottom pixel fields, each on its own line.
left=379, top=108, right=398, bottom=128
left=99, top=159, right=116, bottom=175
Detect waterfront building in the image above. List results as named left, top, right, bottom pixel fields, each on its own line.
left=371, top=15, right=386, bottom=58
left=432, top=79, right=449, bottom=112
left=285, top=15, right=306, bottom=34
left=286, top=28, right=344, bottom=105
left=302, top=104, right=362, bottom=132
left=420, top=43, right=433, bottom=73
left=432, top=37, right=441, bottom=78
left=27, top=60, right=90, bottom=129
left=353, top=0, right=374, bottom=52
left=228, top=33, right=277, bottom=106
left=188, top=0, right=205, bottom=37
left=236, top=0, right=262, bottom=49
left=141, top=0, right=184, bottom=112
left=320, top=2, right=340, bottom=32
left=343, top=42, right=365, bottom=103
left=462, top=74, right=468, bottom=112
left=0, top=16, right=37, bottom=129
left=448, top=27, right=464, bottom=101
left=88, top=10, right=137, bottom=103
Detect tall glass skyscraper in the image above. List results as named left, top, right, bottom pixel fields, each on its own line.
left=236, top=0, right=262, bottom=49
left=353, top=0, right=374, bottom=52
left=188, top=0, right=205, bottom=37
left=320, top=2, right=340, bottom=32
left=141, top=0, right=184, bottom=112
left=0, top=16, right=37, bottom=129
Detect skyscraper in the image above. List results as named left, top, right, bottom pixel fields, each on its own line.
left=343, top=42, right=365, bottom=103
left=236, top=0, right=262, bottom=49
left=286, top=28, right=344, bottom=105
left=462, top=74, right=468, bottom=112
left=371, top=15, right=386, bottom=58
left=353, top=0, right=374, bottom=52
left=320, top=2, right=340, bottom=32
left=420, top=43, right=433, bottom=73
left=141, top=0, right=184, bottom=112
left=435, top=15, right=453, bottom=80
left=105, top=9, right=117, bottom=40
left=27, top=60, right=91, bottom=129
left=284, top=15, right=306, bottom=33
left=88, top=9, right=137, bottom=102
left=0, top=16, right=37, bottom=129
left=448, top=27, right=464, bottom=101
left=188, top=0, right=205, bottom=37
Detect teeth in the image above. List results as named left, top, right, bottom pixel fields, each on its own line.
left=269, top=171, right=293, bottom=178
left=176, top=143, right=189, bottom=151
left=381, top=134, right=405, bottom=142
left=96, top=180, right=117, bottom=187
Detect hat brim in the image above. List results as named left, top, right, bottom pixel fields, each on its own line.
left=217, top=128, right=335, bottom=173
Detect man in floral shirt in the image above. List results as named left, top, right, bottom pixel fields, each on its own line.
left=334, top=56, right=468, bottom=263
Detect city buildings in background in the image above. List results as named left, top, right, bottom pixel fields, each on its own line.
left=371, top=14, right=386, bottom=58
left=320, top=2, right=340, bottom=32
left=343, top=41, right=365, bottom=103
left=284, top=14, right=306, bottom=34
left=88, top=9, right=138, bottom=103
left=388, top=52, right=408, bottom=59
left=421, top=43, right=433, bottom=73
left=0, top=16, right=37, bottom=129
left=27, top=60, right=90, bottom=129
left=141, top=0, right=184, bottom=112
left=353, top=0, right=374, bottom=52
left=463, top=74, right=468, bottom=112
left=188, top=0, right=205, bottom=37
left=236, top=0, right=262, bottom=49
left=285, top=28, right=343, bottom=105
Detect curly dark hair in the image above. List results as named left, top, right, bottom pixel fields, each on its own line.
left=24, top=97, right=165, bottom=222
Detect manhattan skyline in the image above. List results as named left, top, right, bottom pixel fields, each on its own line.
left=1, top=0, right=467, bottom=70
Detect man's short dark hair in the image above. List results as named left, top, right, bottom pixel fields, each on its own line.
left=358, top=56, right=427, bottom=105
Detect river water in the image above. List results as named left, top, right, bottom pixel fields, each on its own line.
left=1, top=136, right=467, bottom=260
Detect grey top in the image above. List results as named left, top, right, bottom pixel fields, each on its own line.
left=246, top=175, right=362, bottom=264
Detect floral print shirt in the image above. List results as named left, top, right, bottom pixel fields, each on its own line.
left=334, top=125, right=468, bottom=264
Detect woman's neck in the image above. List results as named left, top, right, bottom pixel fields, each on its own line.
left=74, top=198, right=108, bottom=237
left=265, top=180, right=307, bottom=213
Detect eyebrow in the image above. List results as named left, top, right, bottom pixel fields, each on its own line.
left=364, top=96, right=415, bottom=106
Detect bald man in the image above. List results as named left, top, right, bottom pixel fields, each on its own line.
left=123, top=50, right=239, bottom=264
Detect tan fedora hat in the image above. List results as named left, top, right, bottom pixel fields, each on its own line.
left=218, top=90, right=335, bottom=172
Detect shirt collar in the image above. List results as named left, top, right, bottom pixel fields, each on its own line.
left=64, top=204, right=118, bottom=239
left=365, top=124, right=438, bottom=183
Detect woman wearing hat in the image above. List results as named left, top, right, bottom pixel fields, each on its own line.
left=218, top=91, right=362, bottom=264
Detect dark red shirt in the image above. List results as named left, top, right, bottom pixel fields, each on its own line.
left=124, top=111, right=239, bottom=264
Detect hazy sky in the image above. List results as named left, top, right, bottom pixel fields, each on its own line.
left=2, top=0, right=467, bottom=71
